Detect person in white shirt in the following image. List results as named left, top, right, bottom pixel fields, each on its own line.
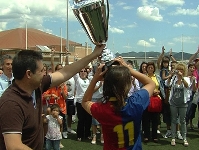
left=66, top=77, right=77, bottom=134
left=74, top=68, right=91, bottom=141
left=43, top=104, right=63, bottom=150
left=0, top=55, right=13, bottom=97
left=128, top=76, right=140, bottom=97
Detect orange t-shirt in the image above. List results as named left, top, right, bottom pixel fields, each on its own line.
left=42, top=84, right=68, bottom=114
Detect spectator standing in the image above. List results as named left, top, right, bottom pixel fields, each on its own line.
left=165, top=63, right=190, bottom=146
left=65, top=52, right=77, bottom=134
left=188, top=46, right=199, bottom=128
left=44, top=104, right=63, bottom=150
left=0, top=55, right=13, bottom=97
left=0, top=45, right=105, bottom=149
left=185, top=63, right=197, bottom=129
left=0, top=69, right=3, bottom=76
left=142, top=62, right=165, bottom=143
left=138, top=62, right=147, bottom=88
left=89, top=65, right=104, bottom=144
left=74, top=68, right=92, bottom=141
left=91, top=80, right=104, bottom=144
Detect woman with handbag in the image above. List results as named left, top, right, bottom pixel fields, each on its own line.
left=165, top=63, right=190, bottom=146
left=142, top=62, right=165, bottom=143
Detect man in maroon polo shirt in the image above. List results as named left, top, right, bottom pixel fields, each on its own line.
left=0, top=45, right=105, bottom=150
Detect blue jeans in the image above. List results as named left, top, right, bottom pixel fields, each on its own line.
left=45, top=139, right=60, bottom=150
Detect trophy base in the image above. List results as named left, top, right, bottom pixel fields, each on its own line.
left=105, top=60, right=120, bottom=67
left=102, top=60, right=120, bottom=72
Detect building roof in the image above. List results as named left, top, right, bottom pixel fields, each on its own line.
left=0, top=28, right=81, bottom=49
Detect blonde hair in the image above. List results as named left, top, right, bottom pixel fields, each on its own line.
left=175, top=63, right=187, bottom=77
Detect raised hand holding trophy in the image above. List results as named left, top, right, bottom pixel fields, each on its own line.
left=70, top=0, right=117, bottom=67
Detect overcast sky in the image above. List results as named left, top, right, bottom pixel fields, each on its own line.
left=0, top=0, right=199, bottom=54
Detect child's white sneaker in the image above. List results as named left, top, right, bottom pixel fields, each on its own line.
left=171, top=139, right=176, bottom=146
left=184, top=140, right=189, bottom=147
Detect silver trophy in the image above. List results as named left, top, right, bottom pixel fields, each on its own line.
left=70, top=0, right=116, bottom=66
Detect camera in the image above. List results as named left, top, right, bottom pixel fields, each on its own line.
left=174, top=70, right=179, bottom=74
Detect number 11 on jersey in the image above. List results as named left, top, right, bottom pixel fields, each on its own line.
left=113, top=122, right=134, bottom=148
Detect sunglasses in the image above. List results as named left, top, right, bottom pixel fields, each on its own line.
left=80, top=70, right=86, bottom=72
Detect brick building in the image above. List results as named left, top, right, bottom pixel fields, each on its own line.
left=0, top=28, right=92, bottom=66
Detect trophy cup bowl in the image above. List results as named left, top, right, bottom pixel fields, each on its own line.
left=70, top=0, right=117, bottom=66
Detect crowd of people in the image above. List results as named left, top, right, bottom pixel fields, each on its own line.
left=140, top=46, right=199, bottom=147
left=0, top=45, right=198, bottom=150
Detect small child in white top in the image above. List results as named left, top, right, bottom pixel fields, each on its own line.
left=43, top=104, right=63, bottom=150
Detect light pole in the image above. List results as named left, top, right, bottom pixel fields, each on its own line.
left=25, top=21, right=28, bottom=49
left=66, top=0, right=69, bottom=53
left=144, top=41, right=146, bottom=61
left=181, top=34, right=184, bottom=61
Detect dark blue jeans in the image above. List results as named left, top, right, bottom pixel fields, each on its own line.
left=45, top=139, right=60, bottom=150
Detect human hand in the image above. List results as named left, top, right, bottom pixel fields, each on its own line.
left=51, top=47, right=56, bottom=56
left=59, top=83, right=65, bottom=89
left=65, top=48, right=71, bottom=56
left=114, top=56, right=128, bottom=67
left=131, top=76, right=135, bottom=83
left=189, top=76, right=196, bottom=83
left=52, top=110, right=59, bottom=118
left=99, top=81, right=103, bottom=86
left=153, top=89, right=160, bottom=96
left=51, top=94, right=59, bottom=99
left=162, top=46, right=165, bottom=53
left=197, top=45, right=199, bottom=54
left=93, top=44, right=106, bottom=58
left=169, top=48, right=172, bottom=55
left=169, top=70, right=175, bottom=77
left=93, top=64, right=107, bottom=82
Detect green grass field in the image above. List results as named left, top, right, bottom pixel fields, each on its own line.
left=61, top=114, right=199, bottom=150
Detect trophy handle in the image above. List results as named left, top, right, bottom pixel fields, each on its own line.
left=96, top=0, right=109, bottom=44
left=102, top=0, right=109, bottom=35
left=106, top=0, right=109, bottom=37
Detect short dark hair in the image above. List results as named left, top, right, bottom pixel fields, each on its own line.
left=1, top=54, right=12, bottom=65
left=55, top=63, right=63, bottom=71
left=160, top=56, right=170, bottom=69
left=146, top=62, right=156, bottom=73
left=188, top=63, right=195, bottom=68
left=12, top=50, right=43, bottom=80
left=139, top=61, right=147, bottom=73
left=50, top=104, right=60, bottom=112
left=127, top=60, right=133, bottom=65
